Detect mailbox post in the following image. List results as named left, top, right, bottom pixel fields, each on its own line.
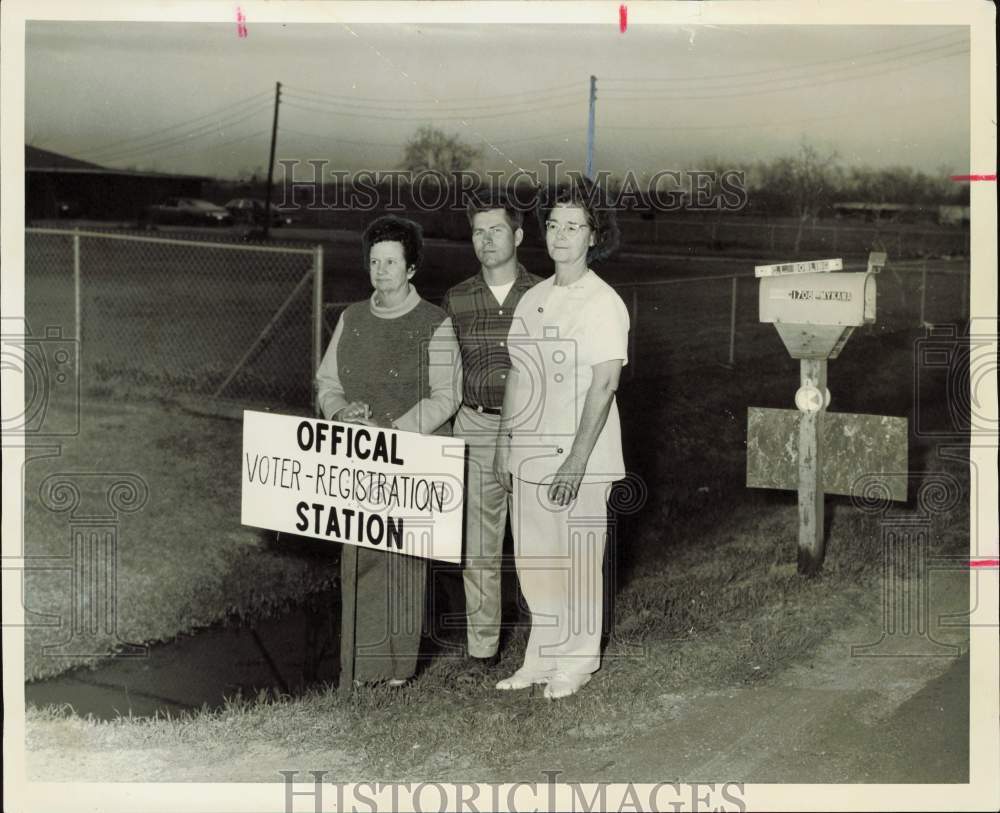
left=797, top=357, right=827, bottom=571
left=747, top=253, right=907, bottom=575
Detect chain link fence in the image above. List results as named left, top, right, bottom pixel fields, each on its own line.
left=618, top=217, right=970, bottom=259
left=322, top=257, right=968, bottom=383
left=25, top=228, right=968, bottom=408
left=26, top=228, right=322, bottom=408
left=615, top=258, right=968, bottom=377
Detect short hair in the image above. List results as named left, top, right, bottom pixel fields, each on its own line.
left=362, top=215, right=424, bottom=271
left=466, top=188, right=524, bottom=231
left=537, top=177, right=620, bottom=264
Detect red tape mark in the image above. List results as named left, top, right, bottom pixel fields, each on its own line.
left=236, top=7, right=248, bottom=38
left=967, top=559, right=1000, bottom=568
left=950, top=174, right=996, bottom=181
left=619, top=4, right=628, bottom=33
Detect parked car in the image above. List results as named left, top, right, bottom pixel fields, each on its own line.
left=140, top=197, right=233, bottom=227
left=224, top=198, right=293, bottom=227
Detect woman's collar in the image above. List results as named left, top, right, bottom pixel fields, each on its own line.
left=553, top=267, right=594, bottom=289
left=370, top=284, right=421, bottom=318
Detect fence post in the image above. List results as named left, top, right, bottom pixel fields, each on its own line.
left=73, top=228, right=81, bottom=347
left=919, top=258, right=928, bottom=326
left=629, top=287, right=639, bottom=379
left=312, top=244, right=324, bottom=390
left=728, top=275, right=738, bottom=367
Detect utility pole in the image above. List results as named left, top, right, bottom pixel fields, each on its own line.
left=586, top=75, right=597, bottom=179
left=263, top=81, right=282, bottom=239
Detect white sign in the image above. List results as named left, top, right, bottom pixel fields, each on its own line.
left=241, top=411, right=466, bottom=564
left=754, top=258, right=843, bottom=278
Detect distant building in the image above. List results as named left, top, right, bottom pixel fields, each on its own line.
left=26, top=146, right=209, bottom=222
left=936, top=204, right=971, bottom=227
left=832, top=201, right=923, bottom=222
left=832, top=200, right=970, bottom=227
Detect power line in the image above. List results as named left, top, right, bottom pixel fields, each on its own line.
left=85, top=102, right=272, bottom=163
left=283, top=98, right=584, bottom=123
left=598, top=93, right=963, bottom=132
left=281, top=128, right=404, bottom=149
left=136, top=129, right=270, bottom=166
left=336, top=21, right=539, bottom=176
left=599, top=46, right=968, bottom=103
left=283, top=80, right=584, bottom=107
left=284, top=87, right=585, bottom=114
left=77, top=90, right=273, bottom=159
left=493, top=130, right=580, bottom=145
left=93, top=103, right=272, bottom=164
left=282, top=91, right=584, bottom=118
left=281, top=126, right=578, bottom=150
left=601, top=30, right=966, bottom=85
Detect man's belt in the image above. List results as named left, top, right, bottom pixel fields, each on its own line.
left=464, top=403, right=502, bottom=415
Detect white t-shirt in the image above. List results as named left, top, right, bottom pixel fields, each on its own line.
left=505, top=269, right=630, bottom=485
left=487, top=280, right=516, bottom=306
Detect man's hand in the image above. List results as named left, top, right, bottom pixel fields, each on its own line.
left=547, top=453, right=586, bottom=507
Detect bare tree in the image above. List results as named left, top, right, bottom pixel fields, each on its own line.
left=761, top=141, right=841, bottom=252
left=401, top=126, right=481, bottom=175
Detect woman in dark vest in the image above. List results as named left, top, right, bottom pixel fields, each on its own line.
left=316, top=215, right=461, bottom=686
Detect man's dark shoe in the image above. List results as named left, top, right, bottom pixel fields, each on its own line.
left=456, top=653, right=500, bottom=686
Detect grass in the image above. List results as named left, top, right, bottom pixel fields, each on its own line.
left=24, top=320, right=972, bottom=780
left=21, top=395, right=340, bottom=682
left=25, top=481, right=967, bottom=780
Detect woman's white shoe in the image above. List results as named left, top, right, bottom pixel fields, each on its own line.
left=495, top=669, right=554, bottom=690
left=543, top=672, right=591, bottom=699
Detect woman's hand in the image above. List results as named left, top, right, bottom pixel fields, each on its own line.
left=547, top=453, right=586, bottom=506
left=333, top=401, right=371, bottom=423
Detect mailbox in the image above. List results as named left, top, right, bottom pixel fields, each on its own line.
left=749, top=253, right=904, bottom=575
left=759, top=271, right=877, bottom=359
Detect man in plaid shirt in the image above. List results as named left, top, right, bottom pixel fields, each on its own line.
left=443, top=191, right=542, bottom=683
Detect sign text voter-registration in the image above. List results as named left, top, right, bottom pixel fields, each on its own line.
left=241, top=411, right=465, bottom=563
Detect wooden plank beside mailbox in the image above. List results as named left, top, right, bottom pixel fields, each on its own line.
left=746, top=407, right=908, bottom=502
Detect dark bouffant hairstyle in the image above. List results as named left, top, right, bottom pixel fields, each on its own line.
left=362, top=215, right=424, bottom=271
left=465, top=188, right=525, bottom=231
left=536, top=176, right=620, bottom=264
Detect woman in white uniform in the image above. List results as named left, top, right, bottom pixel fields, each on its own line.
left=492, top=182, right=629, bottom=699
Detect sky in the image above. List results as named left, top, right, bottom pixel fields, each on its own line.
left=25, top=21, right=971, bottom=181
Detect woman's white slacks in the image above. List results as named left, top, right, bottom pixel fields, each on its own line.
left=510, top=477, right=611, bottom=676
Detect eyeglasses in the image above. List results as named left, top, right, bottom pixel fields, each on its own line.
left=545, top=220, right=589, bottom=236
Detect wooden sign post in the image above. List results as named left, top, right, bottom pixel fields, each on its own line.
left=339, top=546, right=358, bottom=695
left=747, top=253, right=907, bottom=574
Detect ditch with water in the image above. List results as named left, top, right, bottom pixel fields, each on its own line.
left=25, top=586, right=344, bottom=720
left=25, top=553, right=480, bottom=721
